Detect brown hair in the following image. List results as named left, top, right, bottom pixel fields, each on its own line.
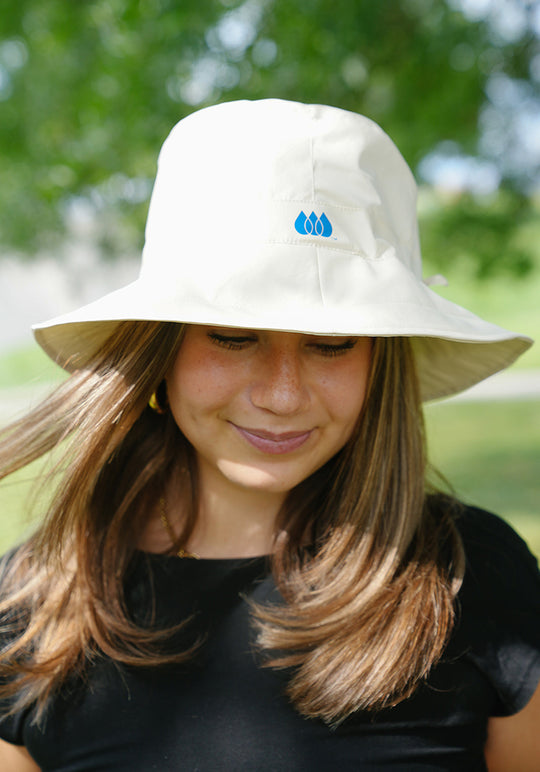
left=256, top=336, right=464, bottom=723
left=0, top=322, right=464, bottom=725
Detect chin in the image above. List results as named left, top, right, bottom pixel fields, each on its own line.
left=218, top=460, right=303, bottom=495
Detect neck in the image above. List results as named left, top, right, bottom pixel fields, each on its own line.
left=139, top=462, right=288, bottom=559
left=186, top=470, right=285, bottom=558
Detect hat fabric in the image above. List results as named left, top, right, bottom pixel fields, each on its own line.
left=33, top=99, right=532, bottom=401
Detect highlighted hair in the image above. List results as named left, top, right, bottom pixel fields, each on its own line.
left=0, top=322, right=463, bottom=724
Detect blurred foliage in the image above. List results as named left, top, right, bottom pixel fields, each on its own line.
left=419, top=189, right=540, bottom=278
left=0, top=0, right=539, bottom=274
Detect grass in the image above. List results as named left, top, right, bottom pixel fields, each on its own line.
left=0, top=345, right=66, bottom=389
left=425, top=399, right=540, bottom=557
left=0, top=460, right=54, bottom=551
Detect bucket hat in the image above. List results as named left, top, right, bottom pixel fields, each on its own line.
left=33, top=99, right=532, bottom=401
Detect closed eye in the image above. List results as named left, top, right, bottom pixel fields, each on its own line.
left=207, top=332, right=257, bottom=350
left=309, top=339, right=357, bottom=357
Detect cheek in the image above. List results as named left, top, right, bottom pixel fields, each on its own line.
left=330, top=384, right=367, bottom=435
left=167, top=349, right=208, bottom=424
left=167, top=349, right=241, bottom=418
left=327, top=343, right=372, bottom=428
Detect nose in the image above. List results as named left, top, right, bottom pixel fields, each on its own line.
left=249, top=343, right=310, bottom=416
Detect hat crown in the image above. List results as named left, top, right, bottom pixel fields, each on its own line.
left=141, top=99, right=422, bottom=283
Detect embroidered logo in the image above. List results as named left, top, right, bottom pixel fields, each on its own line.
left=294, top=211, right=333, bottom=238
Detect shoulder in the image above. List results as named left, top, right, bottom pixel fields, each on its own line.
left=427, top=495, right=540, bottom=605
left=446, top=501, right=540, bottom=716
left=454, top=502, right=535, bottom=556
left=453, top=503, right=540, bottom=606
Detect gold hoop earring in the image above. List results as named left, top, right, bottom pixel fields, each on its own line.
left=148, top=381, right=169, bottom=414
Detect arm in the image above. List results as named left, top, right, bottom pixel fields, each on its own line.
left=0, top=738, right=40, bottom=771
left=485, top=680, right=540, bottom=772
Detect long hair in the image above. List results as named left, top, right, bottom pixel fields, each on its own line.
left=255, top=336, right=465, bottom=723
left=0, top=322, right=464, bottom=725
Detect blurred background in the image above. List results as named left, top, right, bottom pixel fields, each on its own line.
left=0, top=0, right=539, bottom=554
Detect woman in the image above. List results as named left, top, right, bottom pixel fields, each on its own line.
left=0, top=100, right=538, bottom=771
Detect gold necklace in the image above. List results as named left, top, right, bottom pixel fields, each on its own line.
left=158, top=497, right=200, bottom=559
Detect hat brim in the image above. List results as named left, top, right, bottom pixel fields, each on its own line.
left=32, top=248, right=532, bottom=402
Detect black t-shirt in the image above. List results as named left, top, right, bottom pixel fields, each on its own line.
left=0, top=505, right=539, bottom=771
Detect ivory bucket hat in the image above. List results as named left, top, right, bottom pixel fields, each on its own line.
left=33, top=99, right=532, bottom=401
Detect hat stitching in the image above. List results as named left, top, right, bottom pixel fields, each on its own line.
left=260, top=239, right=396, bottom=259
left=315, top=246, right=326, bottom=307
left=309, top=135, right=315, bottom=200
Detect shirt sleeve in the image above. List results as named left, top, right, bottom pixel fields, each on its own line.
left=456, top=506, right=540, bottom=716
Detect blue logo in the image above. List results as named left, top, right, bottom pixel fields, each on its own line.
left=294, top=211, right=333, bottom=238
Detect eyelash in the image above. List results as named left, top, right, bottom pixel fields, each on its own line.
left=208, top=333, right=256, bottom=350
left=208, top=333, right=357, bottom=357
left=311, top=340, right=357, bottom=357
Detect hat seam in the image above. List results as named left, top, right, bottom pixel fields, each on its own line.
left=315, top=246, right=326, bottom=307
left=261, top=238, right=396, bottom=257
left=310, top=135, right=315, bottom=201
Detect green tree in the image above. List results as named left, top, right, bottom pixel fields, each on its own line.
left=1, top=0, right=538, bottom=274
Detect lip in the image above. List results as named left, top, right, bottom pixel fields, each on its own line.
left=231, top=424, right=313, bottom=455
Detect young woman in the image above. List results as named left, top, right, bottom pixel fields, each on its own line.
left=0, top=100, right=538, bottom=771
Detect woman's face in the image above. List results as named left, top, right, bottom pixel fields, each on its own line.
left=167, top=326, right=372, bottom=499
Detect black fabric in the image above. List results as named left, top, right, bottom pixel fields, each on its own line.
left=0, top=505, right=539, bottom=771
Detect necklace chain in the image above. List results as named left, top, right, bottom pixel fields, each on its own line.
left=158, top=497, right=200, bottom=559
